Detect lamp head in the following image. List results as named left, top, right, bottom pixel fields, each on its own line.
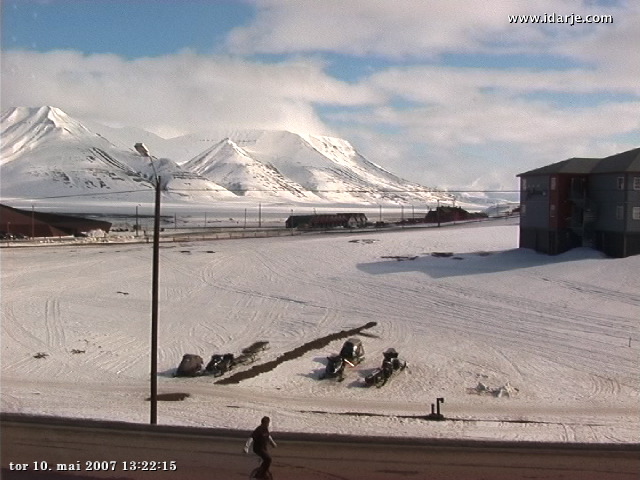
left=134, top=143, right=150, bottom=157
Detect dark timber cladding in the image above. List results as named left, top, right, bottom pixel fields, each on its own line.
left=0, top=204, right=112, bottom=238
left=517, top=147, right=640, bottom=258
left=285, top=213, right=367, bottom=229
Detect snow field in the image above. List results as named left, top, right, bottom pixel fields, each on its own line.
left=1, top=219, right=638, bottom=443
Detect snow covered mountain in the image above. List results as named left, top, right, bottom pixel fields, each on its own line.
left=0, top=107, right=234, bottom=202
left=180, top=130, right=445, bottom=203
left=184, top=137, right=313, bottom=201
left=1, top=106, right=452, bottom=205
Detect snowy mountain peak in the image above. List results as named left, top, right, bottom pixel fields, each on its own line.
left=3, top=105, right=92, bottom=136
left=184, top=136, right=313, bottom=200
left=0, top=106, right=235, bottom=201
left=1, top=106, right=97, bottom=164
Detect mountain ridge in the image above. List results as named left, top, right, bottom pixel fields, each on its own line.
left=1, top=106, right=454, bottom=205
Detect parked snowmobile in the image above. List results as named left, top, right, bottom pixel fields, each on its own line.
left=339, top=338, right=365, bottom=366
left=364, top=348, right=407, bottom=387
left=320, top=354, right=346, bottom=381
left=205, top=353, right=235, bottom=377
left=175, top=354, right=204, bottom=377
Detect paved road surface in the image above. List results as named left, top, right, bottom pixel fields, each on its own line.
left=2, top=414, right=638, bottom=480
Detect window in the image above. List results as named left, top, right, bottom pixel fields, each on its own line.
left=616, top=205, right=624, bottom=220
left=521, top=178, right=527, bottom=190
left=633, top=207, right=640, bottom=221
left=617, top=177, right=625, bottom=190
left=633, top=177, right=640, bottom=190
left=521, top=204, right=526, bottom=216
left=550, top=204, right=556, bottom=217
left=550, top=177, right=557, bottom=190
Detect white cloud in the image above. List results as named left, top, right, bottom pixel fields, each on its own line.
left=225, top=0, right=624, bottom=58
left=553, top=3, right=640, bottom=78
left=1, top=49, right=380, bottom=138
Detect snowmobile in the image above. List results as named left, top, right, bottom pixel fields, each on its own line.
left=175, top=354, right=205, bottom=377
left=320, top=338, right=365, bottom=381
left=364, top=348, right=407, bottom=388
left=205, top=353, right=235, bottom=377
left=339, top=338, right=365, bottom=366
left=319, top=354, right=346, bottom=381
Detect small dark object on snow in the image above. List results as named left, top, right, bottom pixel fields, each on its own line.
left=147, top=392, right=190, bottom=402
left=425, top=397, right=445, bottom=420
left=175, top=354, right=204, bottom=377
left=242, top=341, right=270, bottom=355
left=236, top=341, right=270, bottom=364
left=320, top=338, right=365, bottom=381
left=33, top=352, right=48, bottom=359
left=339, top=338, right=365, bottom=366
left=364, top=348, right=407, bottom=388
left=205, top=353, right=236, bottom=377
left=320, top=354, right=346, bottom=381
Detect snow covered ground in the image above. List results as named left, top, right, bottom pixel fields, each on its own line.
left=1, top=217, right=638, bottom=443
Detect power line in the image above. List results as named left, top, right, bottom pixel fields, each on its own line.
left=18, top=189, right=151, bottom=200
left=19, top=187, right=522, bottom=201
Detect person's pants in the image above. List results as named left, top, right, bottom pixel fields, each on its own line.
left=255, top=449, right=272, bottom=476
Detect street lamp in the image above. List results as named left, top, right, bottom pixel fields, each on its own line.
left=134, top=142, right=151, bottom=157
left=135, top=142, right=161, bottom=425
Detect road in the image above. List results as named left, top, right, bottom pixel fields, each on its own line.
left=2, top=414, right=638, bottom=480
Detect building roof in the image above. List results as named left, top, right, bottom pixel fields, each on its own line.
left=518, top=147, right=640, bottom=177
left=592, top=147, right=640, bottom=173
left=517, top=158, right=600, bottom=176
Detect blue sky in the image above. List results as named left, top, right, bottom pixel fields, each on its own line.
left=2, top=1, right=253, bottom=58
left=2, top=0, right=639, bottom=191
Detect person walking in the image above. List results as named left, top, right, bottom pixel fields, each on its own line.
left=244, top=416, right=277, bottom=479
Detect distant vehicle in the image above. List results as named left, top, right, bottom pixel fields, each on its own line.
left=339, top=338, right=365, bottom=366
left=364, top=348, right=407, bottom=388
left=205, top=353, right=235, bottom=377
left=175, top=354, right=204, bottom=377
left=320, top=355, right=346, bottom=381
left=319, top=338, right=365, bottom=381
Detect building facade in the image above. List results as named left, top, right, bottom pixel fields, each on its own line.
left=285, top=213, right=367, bottom=229
left=0, top=204, right=112, bottom=238
left=518, top=147, right=640, bottom=258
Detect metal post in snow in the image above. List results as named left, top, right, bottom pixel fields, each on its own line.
left=150, top=175, right=160, bottom=425
left=134, top=142, right=160, bottom=426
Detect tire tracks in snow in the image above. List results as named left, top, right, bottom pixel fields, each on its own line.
left=334, top=276, right=636, bottom=382
left=44, top=297, right=65, bottom=348
left=534, top=275, right=640, bottom=307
